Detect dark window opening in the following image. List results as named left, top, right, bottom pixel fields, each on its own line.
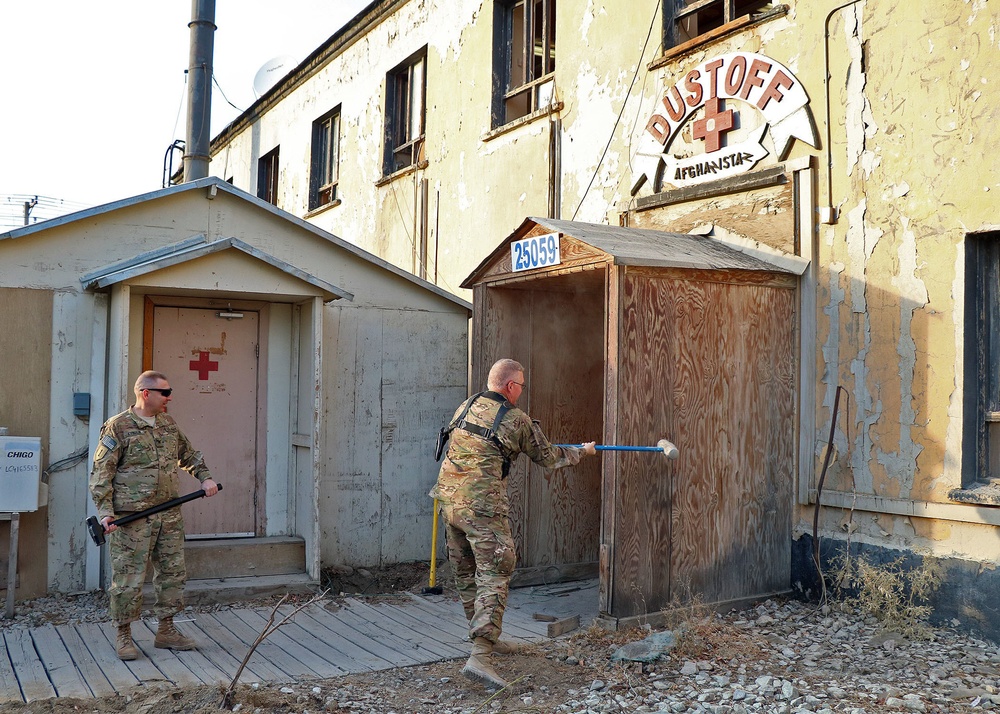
left=384, top=50, right=426, bottom=175
left=494, top=0, right=556, bottom=126
left=963, top=233, right=1000, bottom=485
left=310, top=108, right=341, bottom=210
left=665, top=0, right=772, bottom=49
left=257, top=147, right=279, bottom=205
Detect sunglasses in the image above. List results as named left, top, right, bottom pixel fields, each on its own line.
left=145, top=388, right=173, bottom=397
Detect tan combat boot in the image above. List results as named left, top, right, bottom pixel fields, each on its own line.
left=154, top=616, right=196, bottom=650
left=461, top=637, right=508, bottom=689
left=116, top=623, right=139, bottom=661
left=491, top=638, right=530, bottom=655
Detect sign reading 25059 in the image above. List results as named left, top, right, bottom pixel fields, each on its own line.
left=511, top=232, right=561, bottom=273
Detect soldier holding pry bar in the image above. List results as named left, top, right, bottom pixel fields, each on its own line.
left=89, top=371, right=219, bottom=661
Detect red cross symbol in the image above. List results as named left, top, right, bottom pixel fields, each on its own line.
left=189, top=351, right=219, bottom=380
left=692, top=97, right=735, bottom=153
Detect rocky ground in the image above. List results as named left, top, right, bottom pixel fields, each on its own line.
left=2, top=570, right=1000, bottom=713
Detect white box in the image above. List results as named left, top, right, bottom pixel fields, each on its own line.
left=0, top=437, right=42, bottom=512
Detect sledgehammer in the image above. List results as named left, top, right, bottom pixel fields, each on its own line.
left=86, top=484, right=223, bottom=546
left=556, top=439, right=680, bottom=460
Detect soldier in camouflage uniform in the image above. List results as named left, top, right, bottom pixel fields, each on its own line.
left=431, top=358, right=596, bottom=688
left=90, top=371, right=219, bottom=661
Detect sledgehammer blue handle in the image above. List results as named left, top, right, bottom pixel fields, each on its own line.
left=556, top=444, right=664, bottom=452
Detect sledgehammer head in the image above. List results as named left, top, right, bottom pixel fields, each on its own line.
left=86, top=515, right=106, bottom=547
left=657, top=439, right=680, bottom=460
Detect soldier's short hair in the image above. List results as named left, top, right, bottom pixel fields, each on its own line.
left=487, top=359, right=524, bottom=391
left=135, top=370, right=169, bottom=392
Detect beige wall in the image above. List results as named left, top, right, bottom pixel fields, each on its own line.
left=0, top=288, right=52, bottom=599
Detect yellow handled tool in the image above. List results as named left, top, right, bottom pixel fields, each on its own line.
left=421, top=498, right=443, bottom=595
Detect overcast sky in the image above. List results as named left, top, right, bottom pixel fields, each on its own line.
left=0, top=0, right=370, bottom=228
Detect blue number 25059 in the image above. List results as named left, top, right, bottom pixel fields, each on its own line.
left=511, top=233, right=560, bottom=273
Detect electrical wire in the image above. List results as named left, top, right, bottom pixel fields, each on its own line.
left=213, top=74, right=244, bottom=113
left=571, top=0, right=661, bottom=221
left=387, top=175, right=459, bottom=294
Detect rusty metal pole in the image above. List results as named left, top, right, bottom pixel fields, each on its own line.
left=183, top=0, right=216, bottom=182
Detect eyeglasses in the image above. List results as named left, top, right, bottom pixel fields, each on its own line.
left=510, top=381, right=526, bottom=389
left=145, top=388, right=173, bottom=397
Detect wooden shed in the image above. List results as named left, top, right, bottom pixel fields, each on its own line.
left=462, top=217, right=803, bottom=625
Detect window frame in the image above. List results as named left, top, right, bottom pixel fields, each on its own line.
left=963, top=233, right=1000, bottom=486
left=384, top=48, right=427, bottom=176
left=492, top=0, right=557, bottom=128
left=257, top=146, right=280, bottom=205
left=663, top=0, right=774, bottom=52
left=310, top=107, right=342, bottom=211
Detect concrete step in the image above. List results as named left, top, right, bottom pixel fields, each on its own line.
left=143, top=573, right=318, bottom=607
left=184, top=536, right=306, bottom=580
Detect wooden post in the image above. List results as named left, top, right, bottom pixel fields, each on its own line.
left=3, top=513, right=18, bottom=619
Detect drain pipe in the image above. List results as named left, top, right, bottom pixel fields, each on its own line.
left=183, top=0, right=217, bottom=182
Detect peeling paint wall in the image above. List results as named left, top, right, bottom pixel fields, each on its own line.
left=210, top=0, right=1000, bottom=598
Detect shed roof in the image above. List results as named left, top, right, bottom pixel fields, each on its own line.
left=1, top=177, right=471, bottom=312
left=462, top=217, right=801, bottom=288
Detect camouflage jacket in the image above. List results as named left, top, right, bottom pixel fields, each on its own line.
left=89, top=407, right=213, bottom=520
left=429, top=391, right=584, bottom=516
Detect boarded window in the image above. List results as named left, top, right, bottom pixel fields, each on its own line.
left=310, top=107, right=341, bottom=210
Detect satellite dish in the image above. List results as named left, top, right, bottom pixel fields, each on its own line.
left=252, top=55, right=296, bottom=98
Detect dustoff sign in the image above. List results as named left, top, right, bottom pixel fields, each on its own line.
left=630, top=52, right=818, bottom=195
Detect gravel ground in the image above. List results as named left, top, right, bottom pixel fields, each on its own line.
left=2, top=590, right=1000, bottom=713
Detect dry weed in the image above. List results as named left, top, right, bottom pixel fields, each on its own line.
left=829, top=552, right=941, bottom=639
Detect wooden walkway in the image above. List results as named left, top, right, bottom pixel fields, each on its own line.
left=0, top=579, right=599, bottom=703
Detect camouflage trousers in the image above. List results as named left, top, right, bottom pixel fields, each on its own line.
left=441, top=503, right=516, bottom=644
left=108, top=510, right=187, bottom=626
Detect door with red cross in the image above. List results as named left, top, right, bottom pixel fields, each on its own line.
left=151, top=305, right=259, bottom=536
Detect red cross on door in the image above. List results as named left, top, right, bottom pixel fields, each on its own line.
left=692, top=97, right=736, bottom=153
left=189, top=350, right=219, bottom=380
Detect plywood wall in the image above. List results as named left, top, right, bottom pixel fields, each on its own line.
left=614, top=268, right=795, bottom=616
left=473, top=273, right=605, bottom=573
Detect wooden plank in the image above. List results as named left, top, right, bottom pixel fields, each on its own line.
left=184, top=615, right=273, bottom=683
left=405, top=593, right=539, bottom=640
left=323, top=603, right=426, bottom=664
left=54, top=625, right=116, bottom=698
left=128, top=619, right=213, bottom=687
left=5, top=629, right=55, bottom=701
left=341, top=600, right=465, bottom=659
left=29, top=626, right=91, bottom=699
left=72, top=623, right=141, bottom=694
left=0, top=633, right=23, bottom=703
left=546, top=615, right=580, bottom=637
left=288, top=604, right=415, bottom=670
left=246, top=606, right=368, bottom=675
left=231, top=609, right=347, bottom=678
left=210, top=610, right=319, bottom=679
left=90, top=622, right=168, bottom=685
left=274, top=605, right=393, bottom=673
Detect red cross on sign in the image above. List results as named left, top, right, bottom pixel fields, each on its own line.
left=692, top=97, right=735, bottom=153
left=189, top=351, right=219, bottom=380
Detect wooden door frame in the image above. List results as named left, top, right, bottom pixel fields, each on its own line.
left=141, top=294, right=270, bottom=536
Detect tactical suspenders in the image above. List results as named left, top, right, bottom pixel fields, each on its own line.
left=435, top=391, right=514, bottom=478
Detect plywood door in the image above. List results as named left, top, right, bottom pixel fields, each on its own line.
left=151, top=306, right=260, bottom=536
